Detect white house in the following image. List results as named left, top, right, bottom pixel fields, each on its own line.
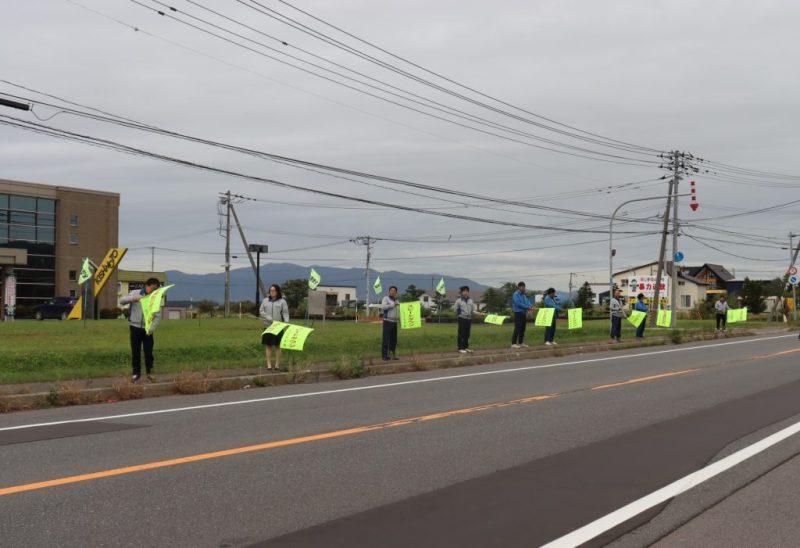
left=612, top=261, right=707, bottom=310
left=314, top=285, right=358, bottom=307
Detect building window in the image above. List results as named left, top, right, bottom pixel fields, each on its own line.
left=70, top=214, right=78, bottom=227
left=678, top=281, right=685, bottom=286
left=69, top=289, right=77, bottom=298
left=345, top=293, right=350, bottom=301
left=682, top=295, right=692, bottom=308
left=69, top=233, right=79, bottom=245
left=69, top=270, right=77, bottom=281
left=621, top=279, right=629, bottom=287
left=9, top=195, right=36, bottom=211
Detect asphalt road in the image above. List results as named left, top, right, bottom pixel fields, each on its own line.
left=2, top=332, right=800, bottom=547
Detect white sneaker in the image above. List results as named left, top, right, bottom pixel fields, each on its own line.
left=458, top=349, right=468, bottom=354
left=552, top=341, right=558, bottom=346
left=511, top=344, right=521, bottom=348
left=545, top=342, right=552, bottom=346
left=466, top=348, right=474, bottom=353
left=521, top=343, right=529, bottom=348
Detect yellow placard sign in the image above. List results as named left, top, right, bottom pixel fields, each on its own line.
left=656, top=309, right=672, bottom=328
left=484, top=314, right=508, bottom=325
left=534, top=307, right=555, bottom=327
left=93, top=247, right=127, bottom=297
left=567, top=308, right=583, bottom=330
left=399, top=301, right=422, bottom=329
left=140, top=284, right=174, bottom=334
left=628, top=310, right=647, bottom=327
left=262, top=321, right=290, bottom=336
left=280, top=324, right=314, bottom=351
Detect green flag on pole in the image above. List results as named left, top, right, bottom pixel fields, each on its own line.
left=78, top=258, right=92, bottom=284
left=373, top=276, right=383, bottom=295
left=308, top=268, right=321, bottom=290
left=436, top=277, right=446, bottom=296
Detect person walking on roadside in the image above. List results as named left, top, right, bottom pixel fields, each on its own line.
left=260, top=284, right=290, bottom=371
left=634, top=293, right=648, bottom=339
left=381, top=285, right=400, bottom=361
left=715, top=295, right=729, bottom=332
left=120, top=277, right=162, bottom=383
left=609, top=288, right=627, bottom=342
left=543, top=287, right=561, bottom=346
left=511, top=282, right=534, bottom=348
left=455, top=285, right=479, bottom=353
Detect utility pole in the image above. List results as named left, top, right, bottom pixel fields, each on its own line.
left=669, top=153, right=682, bottom=328
left=568, top=272, right=576, bottom=304
left=150, top=247, right=155, bottom=272
left=791, top=233, right=798, bottom=322
left=229, top=202, right=268, bottom=299
left=220, top=191, right=232, bottom=318
left=650, top=176, right=673, bottom=327
left=351, top=236, right=376, bottom=318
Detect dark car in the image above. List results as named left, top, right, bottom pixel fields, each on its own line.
left=33, top=297, right=77, bottom=320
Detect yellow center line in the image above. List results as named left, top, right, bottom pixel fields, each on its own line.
left=752, top=348, right=800, bottom=360
left=590, top=369, right=700, bottom=391
left=0, top=367, right=699, bottom=497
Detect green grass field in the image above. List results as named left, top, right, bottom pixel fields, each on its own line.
left=0, top=317, right=760, bottom=384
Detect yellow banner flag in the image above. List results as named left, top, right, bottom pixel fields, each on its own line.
left=534, top=307, right=555, bottom=327
left=628, top=310, right=647, bottom=327
left=373, top=276, right=382, bottom=295
left=262, top=321, right=290, bottom=336
left=78, top=258, right=92, bottom=285
left=484, top=314, right=508, bottom=325
left=726, top=308, right=738, bottom=324
left=399, top=301, right=422, bottom=329
left=140, top=284, right=174, bottom=334
left=280, top=324, right=314, bottom=351
left=738, top=307, right=748, bottom=322
left=436, top=277, right=446, bottom=296
left=308, top=268, right=321, bottom=290
left=567, top=308, right=583, bottom=330
left=656, top=309, right=671, bottom=328
left=93, top=247, right=127, bottom=297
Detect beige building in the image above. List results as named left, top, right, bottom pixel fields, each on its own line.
left=0, top=178, right=120, bottom=318
left=613, top=261, right=708, bottom=310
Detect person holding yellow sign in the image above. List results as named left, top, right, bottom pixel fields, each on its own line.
left=381, top=285, right=400, bottom=361
left=634, top=293, right=649, bottom=339
left=542, top=288, right=561, bottom=346
left=511, top=282, right=534, bottom=348
left=455, top=285, right=481, bottom=354
left=609, top=288, right=627, bottom=342
left=260, top=284, right=290, bottom=370
left=120, top=277, right=161, bottom=383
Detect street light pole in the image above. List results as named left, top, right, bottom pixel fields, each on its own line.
left=609, top=195, right=689, bottom=304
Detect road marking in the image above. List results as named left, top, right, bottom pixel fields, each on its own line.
left=542, top=417, right=800, bottom=547
left=591, top=369, right=699, bottom=391
left=1, top=333, right=795, bottom=433
left=754, top=347, right=800, bottom=360
left=0, top=393, right=560, bottom=496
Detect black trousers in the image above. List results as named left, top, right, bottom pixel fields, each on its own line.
left=610, top=316, right=622, bottom=339
left=636, top=319, right=646, bottom=338
left=544, top=316, right=557, bottom=343
left=716, top=313, right=726, bottom=330
left=130, top=325, right=154, bottom=376
left=382, top=321, right=398, bottom=357
left=512, top=312, right=527, bottom=344
left=457, top=317, right=472, bottom=350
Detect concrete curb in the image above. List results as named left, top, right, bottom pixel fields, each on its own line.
left=0, top=329, right=762, bottom=413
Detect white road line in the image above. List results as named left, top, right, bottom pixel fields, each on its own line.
left=542, top=416, right=800, bottom=547
left=1, top=333, right=794, bottom=432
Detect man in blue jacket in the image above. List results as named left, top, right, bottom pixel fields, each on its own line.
left=634, top=292, right=648, bottom=339
left=511, top=282, right=534, bottom=348
left=543, top=287, right=561, bottom=346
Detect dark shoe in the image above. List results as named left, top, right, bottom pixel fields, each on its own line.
left=131, top=375, right=140, bottom=383
left=382, top=356, right=390, bottom=361
left=391, top=355, right=399, bottom=360
left=146, top=374, right=155, bottom=382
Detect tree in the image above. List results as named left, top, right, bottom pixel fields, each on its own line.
left=740, top=277, right=766, bottom=314
left=480, top=287, right=507, bottom=312
left=400, top=284, right=426, bottom=302
left=574, top=281, right=596, bottom=310
left=197, top=299, right=218, bottom=317
left=281, top=278, right=309, bottom=310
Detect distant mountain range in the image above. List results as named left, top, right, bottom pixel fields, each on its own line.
left=164, top=263, right=490, bottom=303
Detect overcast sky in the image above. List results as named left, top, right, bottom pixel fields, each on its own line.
left=2, top=0, right=798, bottom=290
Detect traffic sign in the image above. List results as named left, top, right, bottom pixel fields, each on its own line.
left=674, top=251, right=685, bottom=263
left=789, top=265, right=798, bottom=276
left=789, top=275, right=799, bottom=286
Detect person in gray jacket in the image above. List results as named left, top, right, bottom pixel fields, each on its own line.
left=609, top=288, right=627, bottom=342
left=455, top=285, right=479, bottom=353
left=381, top=285, right=400, bottom=361
left=120, top=277, right=161, bottom=383
left=260, top=284, right=290, bottom=370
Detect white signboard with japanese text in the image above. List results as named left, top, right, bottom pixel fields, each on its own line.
left=627, top=275, right=670, bottom=299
